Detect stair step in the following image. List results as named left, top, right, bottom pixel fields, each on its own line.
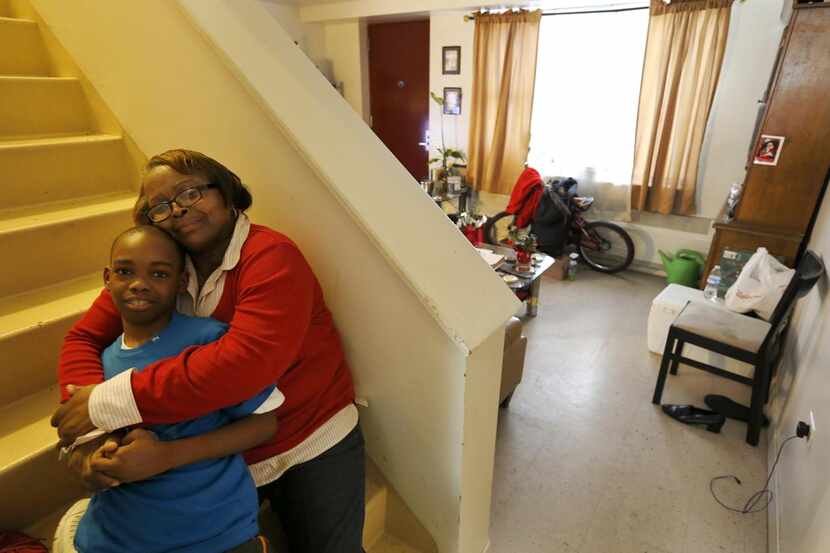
left=0, top=386, right=60, bottom=472
left=0, top=134, right=139, bottom=210
left=17, top=455, right=428, bottom=552
left=0, top=17, right=50, bottom=76
left=364, top=458, right=389, bottom=549
left=0, top=386, right=86, bottom=530
left=24, top=502, right=73, bottom=548
left=0, top=195, right=134, bottom=298
left=368, top=534, right=424, bottom=553
left=0, top=76, right=91, bottom=138
left=0, top=273, right=103, bottom=407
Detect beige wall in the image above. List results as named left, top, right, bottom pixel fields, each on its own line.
left=31, top=1, right=517, bottom=551
left=300, top=0, right=642, bottom=23
left=261, top=1, right=371, bottom=123
left=459, top=328, right=504, bottom=553
left=767, top=182, right=830, bottom=553
left=259, top=0, right=326, bottom=65
left=429, top=11, right=474, bottom=166
left=323, top=18, right=371, bottom=122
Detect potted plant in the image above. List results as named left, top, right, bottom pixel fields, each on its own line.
left=508, top=227, right=537, bottom=272
left=429, top=91, right=467, bottom=190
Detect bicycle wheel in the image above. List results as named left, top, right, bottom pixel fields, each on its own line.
left=482, top=211, right=515, bottom=245
left=578, top=221, right=635, bottom=273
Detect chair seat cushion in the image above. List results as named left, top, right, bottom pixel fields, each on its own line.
left=673, top=302, right=771, bottom=354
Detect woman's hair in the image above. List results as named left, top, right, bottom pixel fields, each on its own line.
left=133, top=149, right=253, bottom=224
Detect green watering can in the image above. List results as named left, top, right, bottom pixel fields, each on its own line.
left=658, top=249, right=705, bottom=288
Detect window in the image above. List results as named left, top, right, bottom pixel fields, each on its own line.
left=527, top=7, right=648, bottom=186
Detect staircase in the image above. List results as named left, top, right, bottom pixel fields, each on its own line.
left=0, top=0, right=141, bottom=539
left=0, top=2, right=435, bottom=551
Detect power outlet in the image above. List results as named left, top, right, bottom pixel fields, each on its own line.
left=809, top=410, right=817, bottom=441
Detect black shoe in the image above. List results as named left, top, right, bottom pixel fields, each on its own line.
left=661, top=404, right=726, bottom=433
left=704, top=394, right=770, bottom=427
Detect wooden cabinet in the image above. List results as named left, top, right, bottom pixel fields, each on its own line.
left=703, top=4, right=830, bottom=282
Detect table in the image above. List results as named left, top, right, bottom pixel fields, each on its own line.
left=486, top=244, right=555, bottom=317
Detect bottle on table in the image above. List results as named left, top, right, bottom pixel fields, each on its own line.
left=703, top=265, right=721, bottom=301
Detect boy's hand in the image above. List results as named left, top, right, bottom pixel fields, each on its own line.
left=90, top=429, right=172, bottom=483
left=51, top=384, right=96, bottom=446
left=66, top=435, right=122, bottom=491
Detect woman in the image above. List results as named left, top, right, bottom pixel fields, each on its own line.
left=52, top=150, right=365, bottom=553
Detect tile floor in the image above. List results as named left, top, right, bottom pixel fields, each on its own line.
left=489, top=269, right=769, bottom=553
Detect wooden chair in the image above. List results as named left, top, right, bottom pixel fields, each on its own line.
left=652, top=250, right=825, bottom=446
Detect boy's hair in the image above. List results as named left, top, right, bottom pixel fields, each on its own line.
left=110, top=225, right=186, bottom=271
left=133, top=149, right=253, bottom=224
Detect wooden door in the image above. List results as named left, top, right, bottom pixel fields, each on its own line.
left=368, top=20, right=429, bottom=180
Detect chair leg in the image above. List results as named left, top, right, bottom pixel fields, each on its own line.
left=746, top=358, right=771, bottom=447
left=652, top=332, right=676, bottom=405
left=669, top=339, right=684, bottom=375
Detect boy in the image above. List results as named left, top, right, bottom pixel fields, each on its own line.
left=56, top=226, right=282, bottom=553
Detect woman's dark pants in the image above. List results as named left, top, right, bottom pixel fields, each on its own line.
left=259, top=426, right=366, bottom=553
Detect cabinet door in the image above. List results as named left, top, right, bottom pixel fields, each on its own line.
left=736, top=7, right=830, bottom=234
left=745, top=24, right=790, bottom=169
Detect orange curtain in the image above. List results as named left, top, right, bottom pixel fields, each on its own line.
left=467, top=11, right=541, bottom=195
left=632, top=0, right=733, bottom=215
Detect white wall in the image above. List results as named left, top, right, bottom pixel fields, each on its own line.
left=258, top=1, right=326, bottom=73
left=697, top=0, right=788, bottom=218
left=766, top=184, right=830, bottom=553
left=429, top=11, right=474, bottom=165
left=261, top=1, right=371, bottom=122
left=323, top=19, right=371, bottom=122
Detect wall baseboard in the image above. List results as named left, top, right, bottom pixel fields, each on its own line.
left=769, top=433, right=781, bottom=553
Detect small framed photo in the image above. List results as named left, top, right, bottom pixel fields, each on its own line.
left=442, top=46, right=461, bottom=75
left=443, top=87, right=462, bottom=115
left=753, top=134, right=785, bottom=166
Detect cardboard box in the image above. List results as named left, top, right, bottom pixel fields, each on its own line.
left=548, top=255, right=569, bottom=281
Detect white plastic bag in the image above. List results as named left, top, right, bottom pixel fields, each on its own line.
left=724, top=247, right=795, bottom=320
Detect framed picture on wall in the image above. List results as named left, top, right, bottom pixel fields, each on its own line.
left=443, top=87, right=462, bottom=115
left=753, top=134, right=785, bottom=166
left=442, top=46, right=461, bottom=75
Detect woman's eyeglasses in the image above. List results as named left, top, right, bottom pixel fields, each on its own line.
left=145, top=184, right=215, bottom=223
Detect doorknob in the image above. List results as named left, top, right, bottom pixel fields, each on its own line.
left=418, top=129, right=431, bottom=152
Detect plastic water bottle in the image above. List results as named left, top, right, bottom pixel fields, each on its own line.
left=567, top=253, right=579, bottom=281
left=703, top=265, right=721, bottom=301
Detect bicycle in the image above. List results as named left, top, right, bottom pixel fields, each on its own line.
left=483, top=179, right=635, bottom=274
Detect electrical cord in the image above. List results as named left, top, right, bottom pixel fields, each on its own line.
left=709, top=434, right=800, bottom=514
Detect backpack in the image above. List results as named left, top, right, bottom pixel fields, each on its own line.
left=531, top=185, right=570, bottom=257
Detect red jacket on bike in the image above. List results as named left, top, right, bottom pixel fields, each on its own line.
left=505, top=167, right=544, bottom=228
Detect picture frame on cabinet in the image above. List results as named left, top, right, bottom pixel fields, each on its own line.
left=753, top=134, right=785, bottom=166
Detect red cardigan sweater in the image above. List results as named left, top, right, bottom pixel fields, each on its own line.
left=58, top=224, right=355, bottom=464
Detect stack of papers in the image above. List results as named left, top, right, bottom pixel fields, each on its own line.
left=476, top=248, right=504, bottom=268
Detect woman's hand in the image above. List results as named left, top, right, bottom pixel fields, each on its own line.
left=90, top=429, right=173, bottom=483
left=51, top=384, right=97, bottom=446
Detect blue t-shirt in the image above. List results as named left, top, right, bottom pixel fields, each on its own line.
left=75, top=313, right=276, bottom=553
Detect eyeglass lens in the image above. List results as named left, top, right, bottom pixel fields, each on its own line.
left=147, top=186, right=205, bottom=222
